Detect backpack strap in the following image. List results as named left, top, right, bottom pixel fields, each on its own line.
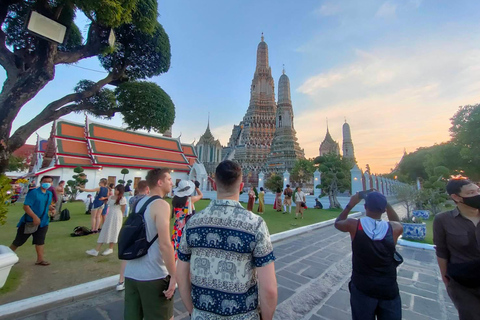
left=134, top=195, right=162, bottom=244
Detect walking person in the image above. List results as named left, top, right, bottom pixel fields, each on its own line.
left=294, top=186, right=306, bottom=219
left=171, top=180, right=203, bottom=260
left=274, top=188, right=282, bottom=212
left=77, top=178, right=108, bottom=233
left=247, top=187, right=255, bottom=211
left=10, top=176, right=54, bottom=266
left=86, top=184, right=126, bottom=256
left=335, top=192, right=403, bottom=320
left=177, top=160, right=278, bottom=319
left=117, top=180, right=149, bottom=292
left=283, top=184, right=293, bottom=214
left=124, top=168, right=176, bottom=320
left=258, top=187, right=265, bottom=214
left=100, top=183, right=115, bottom=228
left=433, top=179, right=480, bottom=319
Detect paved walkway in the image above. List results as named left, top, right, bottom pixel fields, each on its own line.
left=17, top=225, right=458, bottom=320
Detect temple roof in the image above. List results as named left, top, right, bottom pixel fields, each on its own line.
left=38, top=119, right=197, bottom=173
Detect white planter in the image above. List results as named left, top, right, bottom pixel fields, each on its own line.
left=0, top=245, right=19, bottom=288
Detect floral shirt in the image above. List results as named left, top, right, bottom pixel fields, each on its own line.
left=178, top=199, right=275, bottom=320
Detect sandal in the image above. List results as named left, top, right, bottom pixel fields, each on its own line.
left=35, top=260, right=50, bottom=266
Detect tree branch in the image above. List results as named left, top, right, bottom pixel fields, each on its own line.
left=54, top=23, right=103, bottom=65
left=7, top=70, right=119, bottom=152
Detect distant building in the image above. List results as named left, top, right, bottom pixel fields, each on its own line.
left=195, top=120, right=222, bottom=176
left=342, top=120, right=355, bottom=159
left=319, top=126, right=340, bottom=156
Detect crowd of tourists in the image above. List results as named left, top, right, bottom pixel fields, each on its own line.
left=7, top=161, right=480, bottom=320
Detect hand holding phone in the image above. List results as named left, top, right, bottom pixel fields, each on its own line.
left=358, top=189, right=375, bottom=200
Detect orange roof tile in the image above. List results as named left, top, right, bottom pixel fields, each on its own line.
left=93, top=155, right=190, bottom=171
left=57, top=156, right=94, bottom=167
left=89, top=140, right=188, bottom=164
left=56, top=139, right=89, bottom=157
left=181, top=145, right=197, bottom=157
left=56, top=121, right=86, bottom=140
left=88, top=122, right=182, bottom=152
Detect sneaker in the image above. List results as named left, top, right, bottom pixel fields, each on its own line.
left=86, top=249, right=99, bottom=257
left=116, top=282, right=125, bottom=291
left=102, top=248, right=113, bottom=256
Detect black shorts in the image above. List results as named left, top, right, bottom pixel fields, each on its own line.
left=12, top=224, right=49, bottom=247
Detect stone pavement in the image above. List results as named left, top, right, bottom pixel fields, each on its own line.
left=17, top=225, right=458, bottom=320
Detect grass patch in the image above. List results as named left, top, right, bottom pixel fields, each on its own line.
left=0, top=198, right=342, bottom=300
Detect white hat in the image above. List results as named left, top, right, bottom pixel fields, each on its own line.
left=174, top=180, right=195, bottom=197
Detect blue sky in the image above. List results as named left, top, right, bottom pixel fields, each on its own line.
left=3, top=0, right=480, bottom=173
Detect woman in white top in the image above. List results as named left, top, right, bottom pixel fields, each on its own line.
left=86, top=184, right=126, bottom=256
left=295, top=186, right=306, bottom=219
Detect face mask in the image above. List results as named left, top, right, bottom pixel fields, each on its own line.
left=461, top=194, right=480, bottom=209
left=41, top=183, right=51, bottom=189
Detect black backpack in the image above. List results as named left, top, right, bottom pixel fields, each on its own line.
left=71, top=226, right=91, bottom=237
left=60, top=209, right=70, bottom=221
left=118, top=196, right=161, bottom=260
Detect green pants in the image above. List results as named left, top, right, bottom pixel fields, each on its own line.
left=124, top=276, right=173, bottom=320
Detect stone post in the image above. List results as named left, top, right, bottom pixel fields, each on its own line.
left=350, top=164, right=363, bottom=195
left=314, top=170, right=321, bottom=197
left=258, top=172, right=265, bottom=190
left=364, top=171, right=371, bottom=190
left=416, top=177, right=421, bottom=190
left=199, top=173, right=208, bottom=192
left=283, top=170, right=290, bottom=190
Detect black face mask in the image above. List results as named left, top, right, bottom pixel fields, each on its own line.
left=461, top=194, right=480, bottom=209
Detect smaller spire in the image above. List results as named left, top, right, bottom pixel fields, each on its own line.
left=282, top=64, right=285, bottom=74
left=207, top=112, right=210, bottom=130
left=326, top=117, right=329, bottom=132
left=344, top=116, right=347, bottom=123
left=261, top=32, right=264, bottom=42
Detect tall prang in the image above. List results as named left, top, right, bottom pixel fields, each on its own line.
left=319, top=125, right=340, bottom=156
left=266, top=68, right=304, bottom=173
left=224, top=34, right=277, bottom=183
left=342, top=119, right=355, bottom=159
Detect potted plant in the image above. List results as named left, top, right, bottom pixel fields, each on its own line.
left=393, top=184, right=427, bottom=241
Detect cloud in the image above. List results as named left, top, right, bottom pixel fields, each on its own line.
left=376, top=1, right=397, bottom=18
left=295, top=35, right=480, bottom=173
left=315, top=2, right=341, bottom=16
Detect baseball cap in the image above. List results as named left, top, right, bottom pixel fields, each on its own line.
left=365, top=191, right=387, bottom=213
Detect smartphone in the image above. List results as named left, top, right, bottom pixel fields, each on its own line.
left=358, top=189, right=375, bottom=200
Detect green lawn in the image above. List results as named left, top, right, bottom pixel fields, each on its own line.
left=0, top=198, right=342, bottom=301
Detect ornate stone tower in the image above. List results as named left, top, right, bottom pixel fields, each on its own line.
left=228, top=34, right=277, bottom=183
left=319, top=126, right=340, bottom=156
left=342, top=119, right=355, bottom=159
left=267, top=68, right=304, bottom=173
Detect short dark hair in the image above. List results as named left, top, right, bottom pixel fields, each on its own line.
left=215, top=161, right=242, bottom=192
left=136, top=180, right=148, bottom=192
left=59, top=180, right=65, bottom=184
left=109, top=183, right=115, bottom=188
left=286, top=184, right=290, bottom=188
left=260, top=187, right=264, bottom=191
left=446, top=179, right=472, bottom=195
left=146, top=168, right=170, bottom=188
left=41, top=175, right=53, bottom=182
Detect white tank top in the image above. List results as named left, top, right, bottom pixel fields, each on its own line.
left=124, top=196, right=169, bottom=281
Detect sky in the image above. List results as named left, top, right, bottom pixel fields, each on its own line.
left=3, top=0, right=480, bottom=174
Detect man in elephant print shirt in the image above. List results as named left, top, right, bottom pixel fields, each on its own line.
left=177, top=160, right=278, bottom=320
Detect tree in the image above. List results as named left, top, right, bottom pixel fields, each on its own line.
left=121, top=168, right=129, bottom=182
left=450, top=104, right=480, bottom=180
left=392, top=184, right=417, bottom=221
left=314, top=154, right=351, bottom=209
left=65, top=166, right=87, bottom=201
left=291, top=159, right=315, bottom=186
left=265, top=173, right=282, bottom=192
left=419, top=165, right=450, bottom=215
left=0, top=1, right=175, bottom=172
left=7, top=154, right=28, bottom=172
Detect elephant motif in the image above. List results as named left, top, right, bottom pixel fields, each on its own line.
left=221, top=299, right=238, bottom=313
left=199, top=294, right=215, bottom=308
left=215, top=261, right=237, bottom=280
left=189, top=233, right=201, bottom=243
left=194, top=257, right=210, bottom=276
left=242, top=261, right=253, bottom=277
left=245, top=293, right=257, bottom=309
left=227, top=236, right=243, bottom=248
left=206, top=233, right=222, bottom=245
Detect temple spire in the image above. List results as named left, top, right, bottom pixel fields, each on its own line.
left=282, top=64, right=285, bottom=74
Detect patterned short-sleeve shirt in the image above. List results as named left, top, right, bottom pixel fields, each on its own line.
left=178, top=199, right=275, bottom=320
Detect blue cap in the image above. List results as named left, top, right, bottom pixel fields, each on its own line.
left=365, top=192, right=387, bottom=213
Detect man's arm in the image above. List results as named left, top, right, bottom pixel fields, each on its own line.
left=177, top=260, right=193, bottom=314
left=153, top=200, right=176, bottom=298
left=386, top=203, right=400, bottom=222
left=257, top=262, right=277, bottom=320
left=433, top=215, right=449, bottom=287
left=437, top=257, right=449, bottom=286
left=334, top=194, right=361, bottom=235
left=23, top=204, right=41, bottom=225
